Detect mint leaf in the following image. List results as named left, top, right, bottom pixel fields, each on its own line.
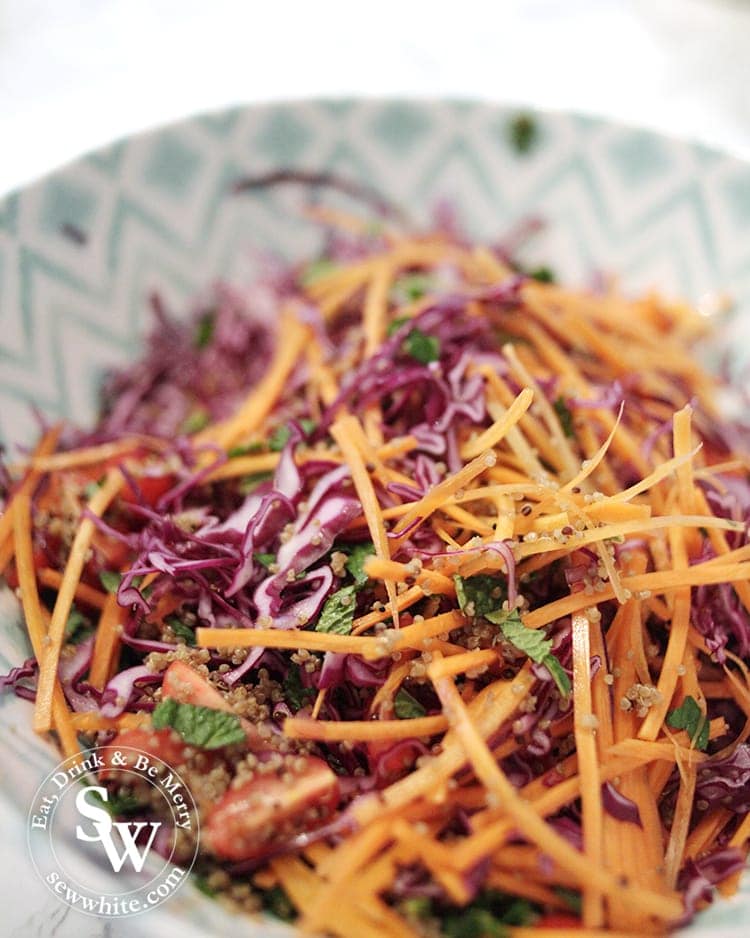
left=194, top=311, right=215, bottom=349
left=88, top=787, right=143, bottom=817
left=392, top=273, right=432, bottom=303
left=345, top=542, right=375, bottom=586
left=492, top=610, right=570, bottom=696
left=553, top=396, right=575, bottom=438
left=316, top=585, right=357, bottom=635
left=284, top=664, right=315, bottom=711
left=454, top=574, right=507, bottom=619
left=554, top=887, right=582, bottom=916
left=180, top=407, right=210, bottom=434
left=263, top=885, right=297, bottom=922
left=529, top=265, right=555, bottom=284
left=300, top=257, right=337, bottom=287
left=666, top=695, right=709, bottom=750
left=403, top=328, right=440, bottom=364
left=239, top=470, right=273, bottom=494
left=269, top=425, right=292, bottom=452
left=152, top=699, right=245, bottom=750
left=394, top=688, right=426, bottom=719
left=166, top=617, right=196, bottom=646
left=508, top=113, right=538, bottom=155
left=442, top=890, right=537, bottom=938
left=254, top=552, right=276, bottom=570
left=65, top=607, right=93, bottom=644
left=387, top=316, right=411, bottom=337
left=192, top=874, right=217, bottom=898
left=227, top=441, right=264, bottom=457
left=98, top=570, right=122, bottom=594
left=299, top=418, right=317, bottom=436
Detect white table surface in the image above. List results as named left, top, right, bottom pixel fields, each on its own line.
left=2, top=0, right=750, bottom=934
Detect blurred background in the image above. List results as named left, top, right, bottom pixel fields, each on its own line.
left=1, top=0, right=750, bottom=195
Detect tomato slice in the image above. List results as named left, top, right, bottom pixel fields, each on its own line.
left=119, top=472, right=175, bottom=507
left=162, top=659, right=264, bottom=749
left=100, top=727, right=190, bottom=776
left=204, top=756, right=340, bottom=861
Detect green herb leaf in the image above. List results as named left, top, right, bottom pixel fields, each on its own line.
left=403, top=328, right=440, bottom=364
left=442, top=890, right=538, bottom=938
left=269, top=425, right=292, bottom=452
left=553, top=396, right=575, bottom=438
left=181, top=407, right=210, bottom=434
left=508, top=113, right=538, bottom=155
left=299, top=417, right=317, bottom=436
left=166, top=617, right=196, bottom=646
left=316, top=585, right=357, bottom=635
left=387, top=315, right=411, bottom=337
left=300, top=258, right=337, bottom=287
left=391, top=273, right=433, bottom=303
left=151, top=699, right=245, bottom=750
left=283, top=664, right=315, bottom=711
left=394, top=688, right=427, bottom=719
left=666, top=695, right=709, bottom=750
left=65, top=608, right=93, bottom=644
left=263, top=884, right=297, bottom=922
left=345, top=542, right=375, bottom=586
left=194, top=311, right=215, bottom=349
left=528, top=265, right=555, bottom=284
left=554, top=887, right=582, bottom=916
left=491, top=610, right=571, bottom=696
left=254, top=552, right=276, bottom=570
left=399, top=897, right=433, bottom=920
left=192, top=874, right=217, bottom=898
left=83, top=480, right=103, bottom=499
left=88, top=788, right=143, bottom=817
left=454, top=574, right=507, bottom=619
left=239, top=471, right=273, bottom=494
left=227, top=441, right=265, bottom=457
left=98, top=570, right=122, bottom=594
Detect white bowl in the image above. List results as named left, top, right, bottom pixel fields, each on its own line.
left=1, top=99, right=748, bottom=936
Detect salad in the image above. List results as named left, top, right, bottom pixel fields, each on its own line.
left=2, top=203, right=750, bottom=937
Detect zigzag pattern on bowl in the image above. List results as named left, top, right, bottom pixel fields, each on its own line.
left=0, top=101, right=749, bottom=934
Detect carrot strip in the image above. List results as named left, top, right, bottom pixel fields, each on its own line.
left=0, top=424, right=61, bottom=573
left=12, top=496, right=79, bottom=759
left=34, top=470, right=122, bottom=733
left=427, top=662, right=682, bottom=922
left=197, top=312, right=308, bottom=450
left=461, top=387, right=534, bottom=460
left=570, top=614, right=605, bottom=927
left=37, top=568, right=107, bottom=610
left=89, top=592, right=126, bottom=690
left=283, top=714, right=447, bottom=742
left=330, top=414, right=400, bottom=627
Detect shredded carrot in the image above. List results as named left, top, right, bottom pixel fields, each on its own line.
left=570, top=614, right=605, bottom=927
left=34, top=470, right=122, bottom=733
left=283, top=714, right=447, bottom=742
left=12, top=496, right=79, bottom=759
left=9, top=223, right=750, bottom=934
left=37, top=568, right=107, bottom=609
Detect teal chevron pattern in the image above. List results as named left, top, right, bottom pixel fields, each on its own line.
left=0, top=101, right=749, bottom=935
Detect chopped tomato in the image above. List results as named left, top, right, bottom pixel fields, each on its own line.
left=162, top=659, right=264, bottom=749
left=100, top=727, right=190, bottom=776
left=120, top=472, right=175, bottom=507
left=204, top=756, right=340, bottom=861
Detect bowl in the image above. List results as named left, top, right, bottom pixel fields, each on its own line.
left=0, top=99, right=748, bottom=937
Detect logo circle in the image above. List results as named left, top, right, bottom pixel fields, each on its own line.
left=27, top=746, right=199, bottom=918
